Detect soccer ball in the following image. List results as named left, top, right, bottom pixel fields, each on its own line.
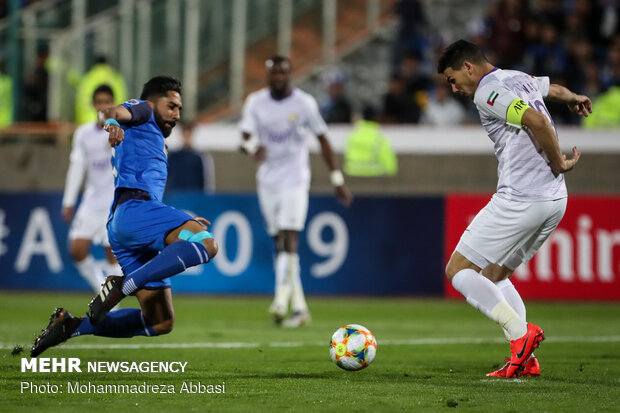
left=329, top=324, right=377, bottom=371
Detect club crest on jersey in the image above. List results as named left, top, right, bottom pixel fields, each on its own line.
left=288, top=113, right=299, bottom=123
left=487, top=91, right=499, bottom=106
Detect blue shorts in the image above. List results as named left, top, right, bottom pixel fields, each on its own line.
left=107, top=198, right=194, bottom=289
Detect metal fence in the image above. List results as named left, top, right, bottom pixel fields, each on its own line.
left=2, top=0, right=389, bottom=123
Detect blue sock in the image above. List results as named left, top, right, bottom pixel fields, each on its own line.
left=122, top=240, right=210, bottom=295
left=72, top=308, right=157, bottom=338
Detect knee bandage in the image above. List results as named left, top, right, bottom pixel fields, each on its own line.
left=178, top=229, right=213, bottom=243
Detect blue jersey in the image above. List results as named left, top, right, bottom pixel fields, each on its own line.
left=107, top=99, right=198, bottom=284
left=112, top=99, right=168, bottom=201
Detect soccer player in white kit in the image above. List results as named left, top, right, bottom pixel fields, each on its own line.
left=438, top=40, right=592, bottom=378
left=62, top=85, right=121, bottom=292
left=239, top=56, right=353, bottom=327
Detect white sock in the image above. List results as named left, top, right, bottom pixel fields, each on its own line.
left=273, top=252, right=292, bottom=311
left=490, top=301, right=527, bottom=340
left=289, top=253, right=308, bottom=313
left=104, top=261, right=123, bottom=276
left=75, top=255, right=106, bottom=292
left=452, top=269, right=527, bottom=340
left=495, top=278, right=527, bottom=341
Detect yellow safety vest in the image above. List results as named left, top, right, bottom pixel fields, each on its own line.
left=344, top=120, right=397, bottom=176
left=0, top=74, right=12, bottom=128
left=75, top=64, right=127, bottom=124
left=583, top=86, right=620, bottom=129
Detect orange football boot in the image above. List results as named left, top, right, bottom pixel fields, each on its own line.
left=505, top=323, right=544, bottom=378
left=487, top=356, right=541, bottom=377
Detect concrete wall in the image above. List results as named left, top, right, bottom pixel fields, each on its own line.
left=1, top=143, right=618, bottom=195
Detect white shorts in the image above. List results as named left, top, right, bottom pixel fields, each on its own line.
left=258, top=186, right=309, bottom=236
left=456, top=194, right=567, bottom=271
left=68, top=205, right=110, bottom=246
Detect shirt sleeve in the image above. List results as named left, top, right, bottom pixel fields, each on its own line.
left=304, top=94, right=328, bottom=136
left=121, top=99, right=153, bottom=126
left=535, top=76, right=550, bottom=98
left=239, top=94, right=258, bottom=135
left=474, top=82, right=521, bottom=122
left=62, top=127, right=87, bottom=207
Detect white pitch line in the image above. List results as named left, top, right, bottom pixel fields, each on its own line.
left=479, top=378, right=527, bottom=384
left=2, top=335, right=620, bottom=351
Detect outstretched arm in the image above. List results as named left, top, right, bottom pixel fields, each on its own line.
left=98, top=104, right=133, bottom=147
left=317, top=134, right=353, bottom=207
left=546, top=84, right=592, bottom=117
left=98, top=104, right=133, bottom=124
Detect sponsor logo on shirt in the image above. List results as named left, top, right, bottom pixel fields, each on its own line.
left=267, top=129, right=294, bottom=143
left=124, top=99, right=141, bottom=106
left=486, top=91, right=499, bottom=106
left=91, top=159, right=111, bottom=170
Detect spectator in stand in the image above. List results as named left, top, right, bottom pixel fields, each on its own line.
left=23, top=47, right=49, bottom=122
left=398, top=52, right=432, bottom=110
left=600, top=35, right=620, bottom=91
left=582, top=63, right=602, bottom=101
left=467, top=18, right=492, bottom=56
left=399, top=52, right=430, bottom=95
left=75, top=56, right=127, bottom=125
left=577, top=0, right=619, bottom=50
left=0, top=73, right=11, bottom=128
left=583, top=79, right=620, bottom=129
left=521, top=17, right=542, bottom=55
left=392, top=0, right=429, bottom=68
left=167, top=121, right=215, bottom=193
left=523, top=23, right=566, bottom=78
left=422, top=78, right=466, bottom=126
left=320, top=71, right=352, bottom=124
left=344, top=105, right=397, bottom=177
left=565, top=11, right=588, bottom=40
left=533, top=0, right=565, bottom=32
left=382, top=73, right=420, bottom=124
left=381, top=0, right=620, bottom=126
left=573, top=0, right=593, bottom=34
left=485, top=0, right=530, bottom=68
left=565, top=35, right=595, bottom=93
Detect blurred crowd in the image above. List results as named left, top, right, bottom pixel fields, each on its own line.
left=322, top=0, right=620, bottom=127
left=3, top=0, right=620, bottom=128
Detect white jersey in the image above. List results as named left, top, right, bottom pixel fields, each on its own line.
left=62, top=122, right=115, bottom=212
left=473, top=68, right=567, bottom=202
left=239, top=88, right=328, bottom=191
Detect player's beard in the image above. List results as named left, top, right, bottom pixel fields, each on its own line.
left=154, top=110, right=175, bottom=137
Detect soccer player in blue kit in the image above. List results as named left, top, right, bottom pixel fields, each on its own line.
left=31, top=76, right=218, bottom=357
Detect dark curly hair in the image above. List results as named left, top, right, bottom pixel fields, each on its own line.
left=437, top=40, right=488, bottom=74
left=140, top=76, right=182, bottom=100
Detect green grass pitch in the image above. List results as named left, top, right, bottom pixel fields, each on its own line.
left=0, top=291, right=619, bottom=412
